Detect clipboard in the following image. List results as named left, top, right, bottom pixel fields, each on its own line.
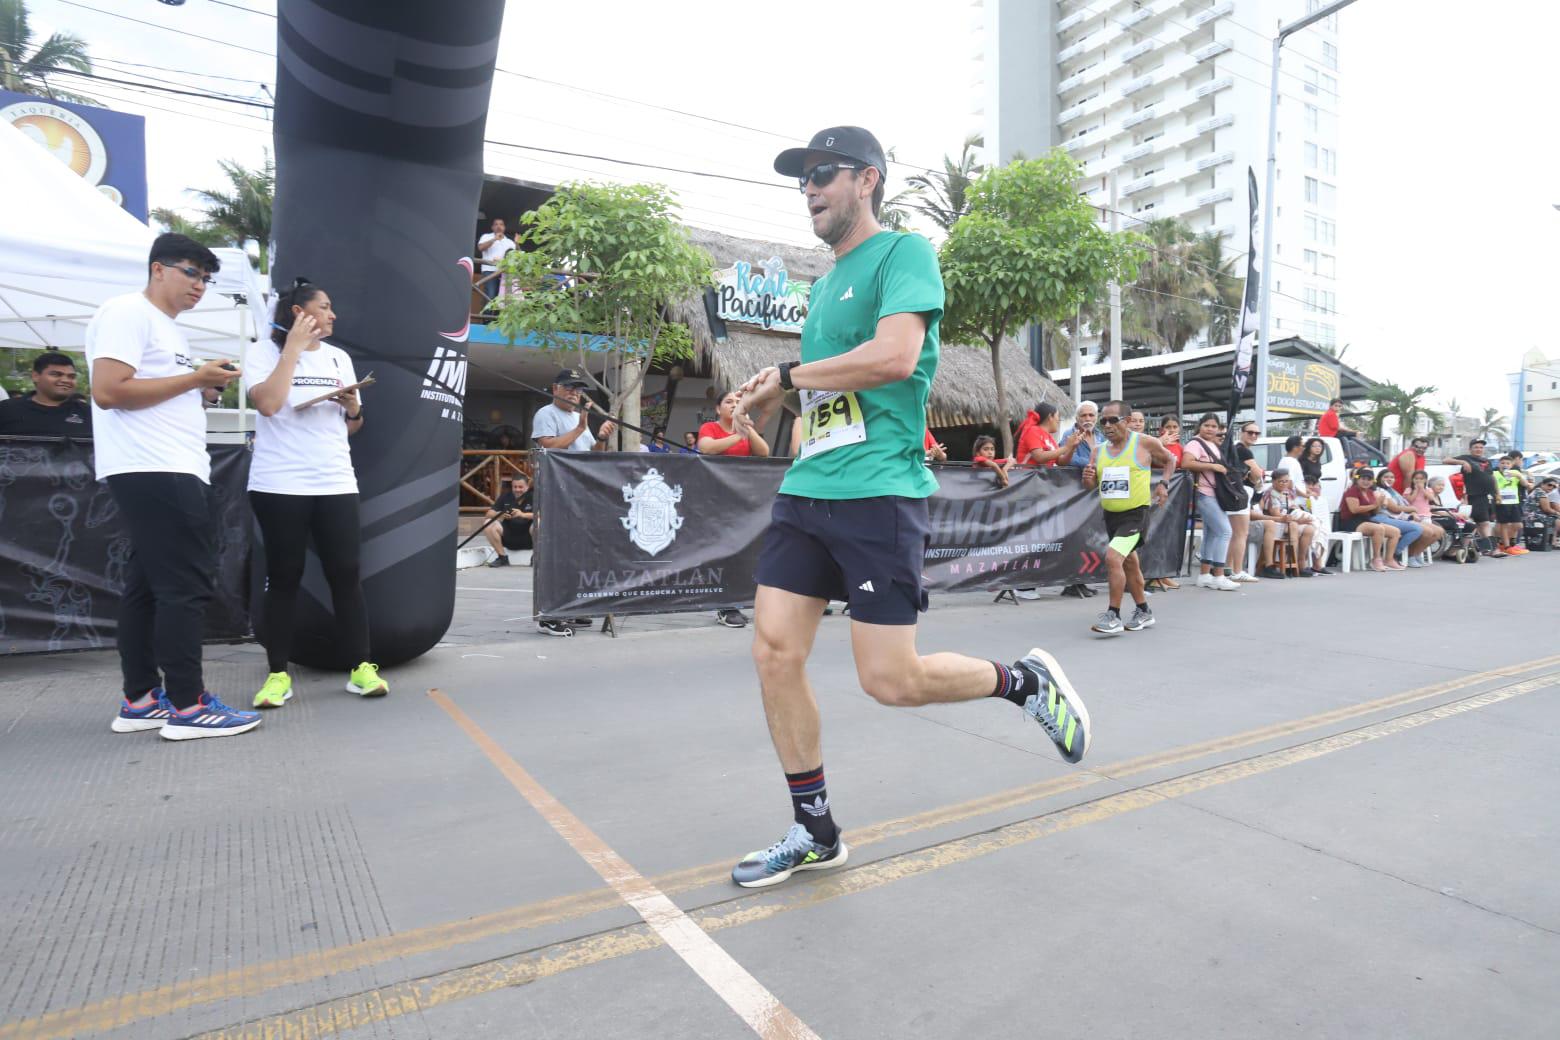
left=293, top=373, right=375, bottom=411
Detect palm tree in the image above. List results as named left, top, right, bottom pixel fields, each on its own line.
left=151, top=207, right=228, bottom=248
left=189, top=152, right=275, bottom=272
left=1186, top=230, right=1243, bottom=346
left=1477, top=407, right=1510, bottom=445
left=904, top=134, right=984, bottom=232
left=1365, top=383, right=1443, bottom=444
left=0, top=0, right=94, bottom=104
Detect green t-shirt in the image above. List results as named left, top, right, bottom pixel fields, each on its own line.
left=780, top=231, right=944, bottom=500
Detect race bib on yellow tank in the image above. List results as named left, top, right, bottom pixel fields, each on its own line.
left=799, top=389, right=867, bottom=459
left=1499, top=484, right=1519, bottom=504
left=1100, top=465, right=1131, bottom=500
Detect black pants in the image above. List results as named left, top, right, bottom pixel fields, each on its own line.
left=249, top=491, right=370, bottom=673
left=107, top=472, right=216, bottom=709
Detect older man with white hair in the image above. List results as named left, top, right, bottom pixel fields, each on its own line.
left=1067, top=400, right=1105, bottom=468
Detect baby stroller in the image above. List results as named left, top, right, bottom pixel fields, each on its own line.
left=1430, top=506, right=1480, bottom=564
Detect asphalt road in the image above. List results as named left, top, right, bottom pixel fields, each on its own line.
left=1, top=552, right=1556, bottom=1039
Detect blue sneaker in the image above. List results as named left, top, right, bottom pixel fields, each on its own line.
left=110, top=688, right=172, bottom=733
left=160, top=691, right=262, bottom=741
left=731, top=822, right=848, bottom=889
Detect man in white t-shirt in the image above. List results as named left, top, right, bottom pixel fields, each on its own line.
left=86, top=233, right=260, bottom=741
left=476, top=218, right=515, bottom=301
left=531, top=368, right=615, bottom=452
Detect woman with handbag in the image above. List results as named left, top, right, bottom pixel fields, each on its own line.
left=1179, top=413, right=1240, bottom=591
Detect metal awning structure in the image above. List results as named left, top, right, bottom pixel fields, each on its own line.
left=1047, top=336, right=1378, bottom=419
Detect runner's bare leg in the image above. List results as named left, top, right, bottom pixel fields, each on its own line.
left=752, top=584, right=830, bottom=773
left=849, top=622, right=1004, bottom=708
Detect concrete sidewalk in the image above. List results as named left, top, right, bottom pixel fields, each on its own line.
left=2, top=555, right=1557, bottom=1039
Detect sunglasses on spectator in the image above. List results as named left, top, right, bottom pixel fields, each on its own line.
left=1242, top=428, right=1259, bottom=436
left=798, top=162, right=862, bottom=192
left=160, top=262, right=215, bottom=286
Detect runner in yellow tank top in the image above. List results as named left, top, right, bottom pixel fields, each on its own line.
left=1082, top=399, right=1179, bottom=635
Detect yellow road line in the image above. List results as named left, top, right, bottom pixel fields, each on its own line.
left=5, top=654, right=1557, bottom=1040
left=426, top=689, right=818, bottom=1040
left=185, top=672, right=1560, bottom=1040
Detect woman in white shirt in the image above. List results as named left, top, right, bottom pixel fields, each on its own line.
left=244, top=279, right=386, bottom=707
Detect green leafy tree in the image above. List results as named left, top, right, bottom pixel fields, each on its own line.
left=1186, top=230, right=1243, bottom=346
left=905, top=134, right=985, bottom=232
left=1365, top=382, right=1443, bottom=444
left=941, top=151, right=1144, bottom=456
left=0, top=0, right=94, bottom=104
left=188, top=152, right=274, bottom=273
left=1477, top=406, right=1510, bottom=445
left=492, top=181, right=714, bottom=447
left=150, top=207, right=227, bottom=248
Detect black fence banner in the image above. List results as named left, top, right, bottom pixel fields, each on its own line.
left=534, top=453, right=1189, bottom=618
left=0, top=438, right=252, bottom=655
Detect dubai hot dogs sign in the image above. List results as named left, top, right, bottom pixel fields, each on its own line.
left=715, top=256, right=810, bottom=333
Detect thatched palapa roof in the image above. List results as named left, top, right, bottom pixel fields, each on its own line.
left=670, top=228, right=1073, bottom=427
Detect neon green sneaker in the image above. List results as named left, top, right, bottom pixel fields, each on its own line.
left=346, top=662, right=388, bottom=697
left=253, top=671, right=292, bottom=709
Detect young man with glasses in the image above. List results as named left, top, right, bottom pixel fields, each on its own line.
left=87, top=233, right=257, bottom=739
left=728, top=127, right=1092, bottom=888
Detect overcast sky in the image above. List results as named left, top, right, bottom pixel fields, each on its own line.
left=27, top=0, right=1558, bottom=419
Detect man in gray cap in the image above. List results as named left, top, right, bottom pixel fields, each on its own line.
left=724, top=127, right=1095, bottom=889
left=531, top=367, right=614, bottom=452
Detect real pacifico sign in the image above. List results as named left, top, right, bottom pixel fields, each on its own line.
left=714, top=256, right=810, bottom=334
left=1266, top=357, right=1340, bottom=416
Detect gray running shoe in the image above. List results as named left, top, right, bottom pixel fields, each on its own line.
left=1125, top=606, right=1155, bottom=631
left=1015, top=648, right=1092, bottom=764
left=731, top=822, right=848, bottom=889
left=1091, top=610, right=1124, bottom=635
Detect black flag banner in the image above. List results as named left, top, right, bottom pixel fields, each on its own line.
left=1230, top=166, right=1262, bottom=416
left=534, top=453, right=1189, bottom=618
left=0, top=438, right=252, bottom=655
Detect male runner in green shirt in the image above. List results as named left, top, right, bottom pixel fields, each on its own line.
left=728, top=126, right=1094, bottom=888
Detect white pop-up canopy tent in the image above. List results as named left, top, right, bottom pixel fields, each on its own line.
left=0, top=117, right=265, bottom=360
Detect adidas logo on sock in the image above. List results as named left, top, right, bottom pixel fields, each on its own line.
left=858, top=580, right=874, bottom=592
left=800, top=795, right=830, bottom=817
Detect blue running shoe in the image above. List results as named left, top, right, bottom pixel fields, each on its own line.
left=731, top=822, right=848, bottom=889
left=160, top=691, right=262, bottom=741
left=110, top=688, right=171, bottom=733
left=1016, top=647, right=1092, bottom=764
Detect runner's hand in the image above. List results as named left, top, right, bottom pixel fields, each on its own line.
left=1153, top=484, right=1168, bottom=506
left=1082, top=464, right=1096, bottom=487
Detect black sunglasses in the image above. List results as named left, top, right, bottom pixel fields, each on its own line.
left=160, top=262, right=215, bottom=286
left=1099, top=415, right=1125, bottom=426
left=798, top=162, right=862, bottom=192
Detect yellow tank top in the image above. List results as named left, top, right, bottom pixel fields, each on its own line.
left=1099, top=432, right=1151, bottom=512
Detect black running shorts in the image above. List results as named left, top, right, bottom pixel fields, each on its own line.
left=1103, top=505, right=1149, bottom=557
left=754, top=494, right=930, bottom=625
left=1495, top=504, right=1523, bottom=525
left=1469, top=493, right=1494, bottom=523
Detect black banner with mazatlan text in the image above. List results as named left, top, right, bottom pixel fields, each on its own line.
left=533, top=453, right=1189, bottom=618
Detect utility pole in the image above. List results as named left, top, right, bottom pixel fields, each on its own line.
left=1108, top=171, right=1122, bottom=402
left=1256, top=0, right=1360, bottom=428
left=1071, top=303, right=1082, bottom=406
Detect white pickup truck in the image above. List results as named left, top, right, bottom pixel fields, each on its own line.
left=1252, top=437, right=1460, bottom=516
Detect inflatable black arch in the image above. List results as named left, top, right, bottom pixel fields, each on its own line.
left=268, top=0, right=506, bottom=667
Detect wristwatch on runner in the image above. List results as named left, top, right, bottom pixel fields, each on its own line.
left=778, top=362, right=798, bottom=392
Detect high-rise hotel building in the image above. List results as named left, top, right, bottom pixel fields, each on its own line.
left=974, top=0, right=1343, bottom=352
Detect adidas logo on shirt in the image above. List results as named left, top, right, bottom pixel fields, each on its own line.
left=858, top=580, right=875, bottom=593
left=839, top=286, right=854, bottom=301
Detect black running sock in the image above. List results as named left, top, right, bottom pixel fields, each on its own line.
left=786, top=766, right=838, bottom=846
left=989, top=661, right=1031, bottom=707
left=1135, top=601, right=1149, bottom=612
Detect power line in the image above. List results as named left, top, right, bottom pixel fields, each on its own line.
left=208, top=0, right=274, bottom=16
left=0, top=39, right=268, bottom=87
left=11, top=64, right=273, bottom=108
left=483, top=138, right=789, bottom=191
left=50, top=0, right=273, bottom=56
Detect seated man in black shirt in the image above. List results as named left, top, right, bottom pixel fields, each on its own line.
left=484, top=472, right=534, bottom=566
left=0, top=351, right=92, bottom=436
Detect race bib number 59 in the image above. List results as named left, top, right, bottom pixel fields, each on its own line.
left=799, top=389, right=867, bottom=459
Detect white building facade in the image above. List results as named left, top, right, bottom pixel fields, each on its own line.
left=975, top=0, right=1344, bottom=353
left=1512, top=349, right=1560, bottom=452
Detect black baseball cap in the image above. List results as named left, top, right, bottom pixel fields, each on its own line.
left=553, top=368, right=589, bottom=388
left=773, top=126, right=888, bottom=180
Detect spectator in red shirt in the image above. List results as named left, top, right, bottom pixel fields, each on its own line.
left=1156, top=417, right=1182, bottom=463
left=1317, top=397, right=1358, bottom=440
left=1387, top=436, right=1428, bottom=494
left=923, top=428, right=947, bottom=462
left=1014, top=402, right=1081, bottom=467
left=698, top=390, right=770, bottom=457
left=971, top=435, right=1014, bottom=487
